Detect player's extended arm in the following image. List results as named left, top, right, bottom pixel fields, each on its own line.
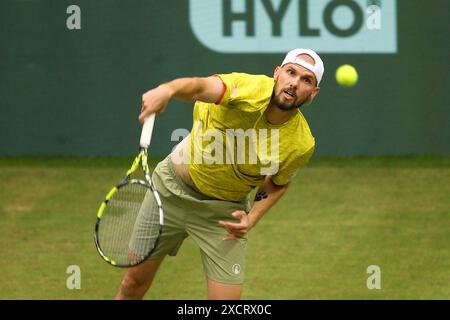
left=219, top=176, right=289, bottom=240
left=139, top=76, right=224, bottom=123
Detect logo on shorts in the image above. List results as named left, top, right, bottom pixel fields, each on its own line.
left=232, top=264, right=241, bottom=275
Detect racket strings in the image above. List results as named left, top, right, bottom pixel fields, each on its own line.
left=98, top=182, right=160, bottom=266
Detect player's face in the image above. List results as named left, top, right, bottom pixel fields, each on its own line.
left=271, top=63, right=320, bottom=111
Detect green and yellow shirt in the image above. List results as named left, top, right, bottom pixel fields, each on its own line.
left=188, top=72, right=315, bottom=201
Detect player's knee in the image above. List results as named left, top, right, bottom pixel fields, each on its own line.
left=120, top=275, right=145, bottom=294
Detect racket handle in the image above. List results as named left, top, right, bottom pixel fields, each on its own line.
left=140, top=113, right=155, bottom=148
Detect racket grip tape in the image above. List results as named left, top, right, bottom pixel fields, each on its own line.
left=140, top=113, right=155, bottom=148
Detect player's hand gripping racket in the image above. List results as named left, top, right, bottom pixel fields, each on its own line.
left=94, top=114, right=163, bottom=267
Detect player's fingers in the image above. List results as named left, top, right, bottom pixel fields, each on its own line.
left=219, top=220, right=245, bottom=230
left=138, top=112, right=146, bottom=124
left=141, top=94, right=147, bottom=110
left=232, top=210, right=246, bottom=220
left=139, top=105, right=149, bottom=123
left=157, top=102, right=168, bottom=115
left=223, top=228, right=246, bottom=240
left=222, top=224, right=246, bottom=240
left=223, top=234, right=237, bottom=241
left=139, top=103, right=158, bottom=123
left=218, top=221, right=233, bottom=233
left=230, top=223, right=246, bottom=231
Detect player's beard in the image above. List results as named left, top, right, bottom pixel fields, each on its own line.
left=271, top=82, right=309, bottom=111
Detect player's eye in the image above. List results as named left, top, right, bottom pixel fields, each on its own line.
left=302, top=77, right=312, bottom=84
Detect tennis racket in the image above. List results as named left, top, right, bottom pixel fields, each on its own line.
left=94, top=114, right=164, bottom=267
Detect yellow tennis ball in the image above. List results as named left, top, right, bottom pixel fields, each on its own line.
left=336, top=64, right=358, bottom=87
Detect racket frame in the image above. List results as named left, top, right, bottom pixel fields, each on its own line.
left=94, top=146, right=164, bottom=268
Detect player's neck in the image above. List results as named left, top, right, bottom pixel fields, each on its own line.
left=265, top=103, right=298, bottom=125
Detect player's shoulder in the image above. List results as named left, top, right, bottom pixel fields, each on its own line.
left=219, top=72, right=274, bottom=85
left=216, top=72, right=274, bottom=104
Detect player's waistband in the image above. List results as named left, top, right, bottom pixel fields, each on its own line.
left=164, top=155, right=217, bottom=201
left=154, top=155, right=249, bottom=209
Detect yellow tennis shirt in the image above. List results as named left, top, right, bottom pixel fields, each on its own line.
left=188, top=72, right=315, bottom=202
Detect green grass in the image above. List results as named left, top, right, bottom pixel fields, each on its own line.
left=0, top=156, right=449, bottom=299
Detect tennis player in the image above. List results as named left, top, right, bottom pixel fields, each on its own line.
left=116, top=48, right=324, bottom=299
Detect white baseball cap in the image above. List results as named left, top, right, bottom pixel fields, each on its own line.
left=281, top=48, right=325, bottom=85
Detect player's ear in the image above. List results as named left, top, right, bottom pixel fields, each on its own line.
left=304, top=87, right=320, bottom=106
left=273, top=66, right=281, bottom=80
left=310, top=86, right=320, bottom=100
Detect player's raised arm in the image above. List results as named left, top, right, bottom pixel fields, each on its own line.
left=139, top=76, right=224, bottom=123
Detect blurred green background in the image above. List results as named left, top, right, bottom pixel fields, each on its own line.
left=0, top=0, right=448, bottom=156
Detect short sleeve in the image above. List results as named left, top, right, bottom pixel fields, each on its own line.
left=214, top=73, right=241, bottom=106
left=271, top=145, right=315, bottom=186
